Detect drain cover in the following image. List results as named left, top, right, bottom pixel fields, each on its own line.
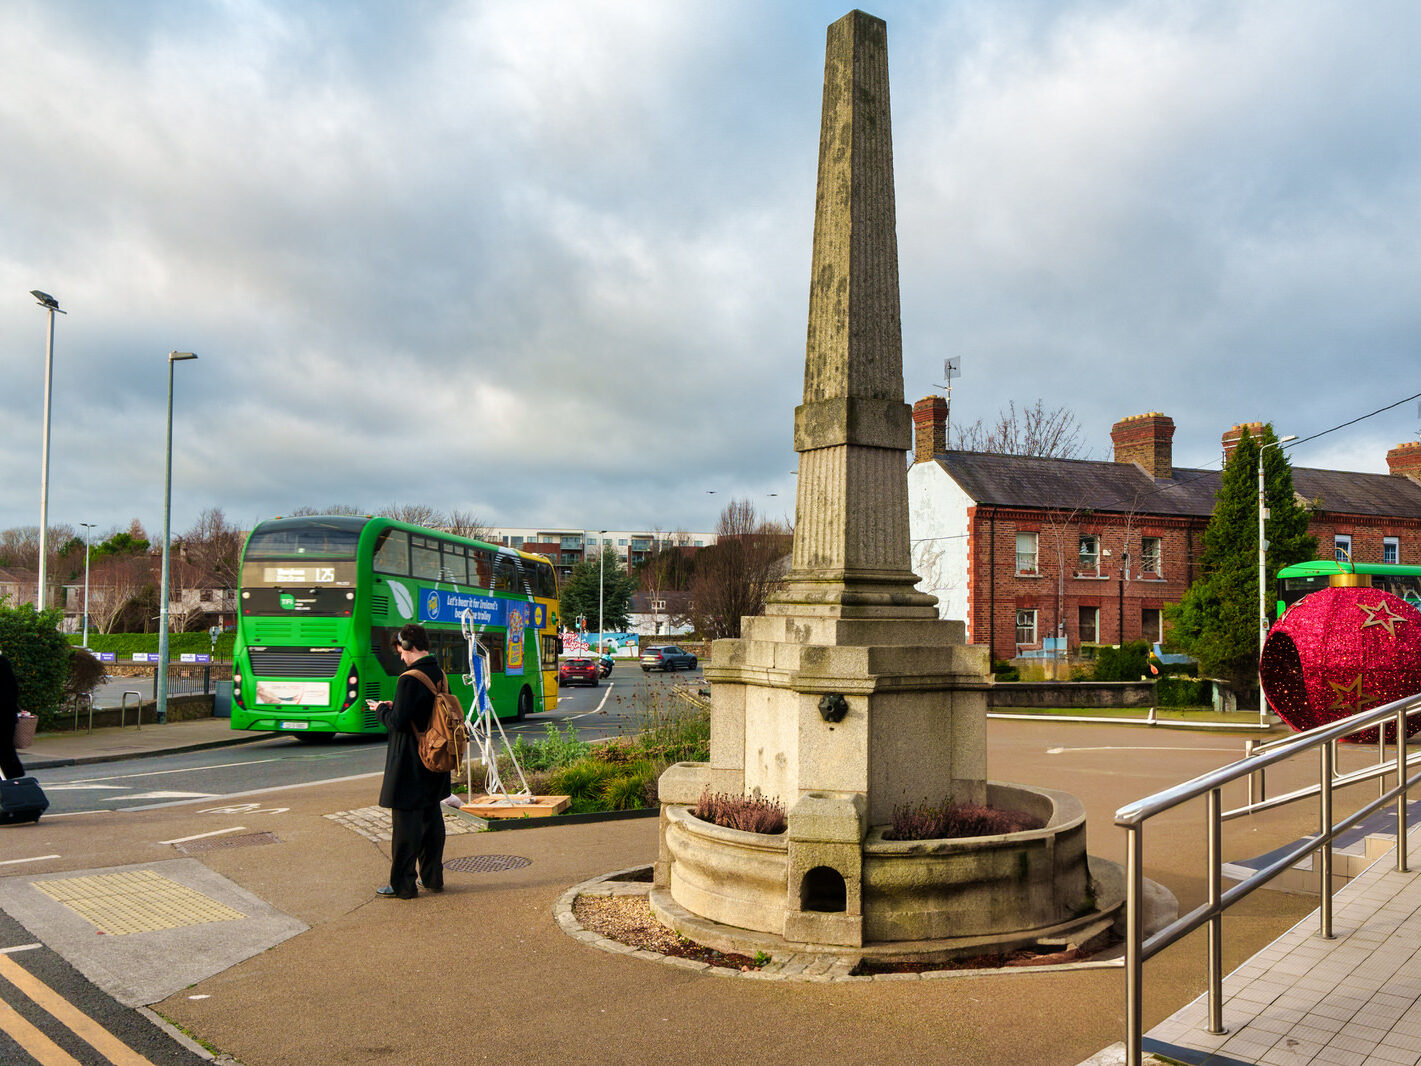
left=175, top=832, right=280, bottom=854
left=444, top=854, right=531, bottom=874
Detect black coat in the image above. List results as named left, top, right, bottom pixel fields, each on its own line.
left=377, top=655, right=453, bottom=809
left=0, top=654, right=18, bottom=732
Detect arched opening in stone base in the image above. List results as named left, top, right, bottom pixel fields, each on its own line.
left=800, top=866, right=847, bottom=913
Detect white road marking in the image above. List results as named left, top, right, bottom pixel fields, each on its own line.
left=562, top=680, right=619, bottom=720
left=160, top=826, right=247, bottom=845
left=41, top=784, right=132, bottom=791
left=0, top=856, right=59, bottom=867
left=69, top=756, right=289, bottom=784
left=1046, top=745, right=1242, bottom=755
left=1, top=944, right=42, bottom=954
left=118, top=791, right=218, bottom=801
left=119, top=770, right=382, bottom=810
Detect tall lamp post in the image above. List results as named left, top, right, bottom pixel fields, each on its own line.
left=598, top=530, right=609, bottom=655
left=1258, top=433, right=1298, bottom=725
left=158, top=351, right=199, bottom=725
left=31, top=290, right=65, bottom=608
left=80, top=521, right=95, bottom=648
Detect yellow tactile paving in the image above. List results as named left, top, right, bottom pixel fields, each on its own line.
left=32, top=869, right=246, bottom=935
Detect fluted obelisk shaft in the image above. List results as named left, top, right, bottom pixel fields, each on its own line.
left=776, top=9, right=935, bottom=617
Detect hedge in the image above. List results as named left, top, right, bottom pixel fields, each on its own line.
left=66, top=632, right=236, bottom=659
left=0, top=602, right=71, bottom=724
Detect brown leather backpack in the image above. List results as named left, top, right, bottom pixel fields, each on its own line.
left=401, top=669, right=468, bottom=774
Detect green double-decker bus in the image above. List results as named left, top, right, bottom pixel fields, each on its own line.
left=230, top=515, right=560, bottom=740
left=1276, top=559, right=1421, bottom=618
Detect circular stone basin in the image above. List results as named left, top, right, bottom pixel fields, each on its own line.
left=663, top=781, right=1092, bottom=947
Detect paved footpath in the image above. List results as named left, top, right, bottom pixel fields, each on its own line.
left=6, top=716, right=1418, bottom=1064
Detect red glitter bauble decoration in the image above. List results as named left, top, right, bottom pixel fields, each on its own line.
left=1261, top=586, right=1421, bottom=742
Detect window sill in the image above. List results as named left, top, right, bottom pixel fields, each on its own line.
left=1016, top=571, right=1043, bottom=578
left=1073, top=572, right=1109, bottom=580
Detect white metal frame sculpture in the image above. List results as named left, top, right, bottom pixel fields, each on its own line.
left=460, top=607, right=533, bottom=802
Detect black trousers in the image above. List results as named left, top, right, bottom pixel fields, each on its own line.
left=0, top=714, right=23, bottom=780
left=389, top=803, right=445, bottom=895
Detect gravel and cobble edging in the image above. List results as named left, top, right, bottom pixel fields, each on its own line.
left=554, top=865, right=1126, bottom=983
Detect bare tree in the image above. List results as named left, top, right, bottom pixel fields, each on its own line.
left=0, top=524, right=77, bottom=573
left=180, top=507, right=244, bottom=591
left=86, top=555, right=149, bottom=634
left=446, top=510, right=493, bottom=542
left=289, top=504, right=365, bottom=517
left=954, top=400, right=1088, bottom=459
left=379, top=503, right=445, bottom=528
left=639, top=529, right=693, bottom=636
left=687, top=501, right=792, bottom=640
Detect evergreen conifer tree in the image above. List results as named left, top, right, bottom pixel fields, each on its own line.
left=1167, top=425, right=1316, bottom=693
left=558, top=549, right=637, bottom=636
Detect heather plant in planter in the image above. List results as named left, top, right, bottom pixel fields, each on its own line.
left=884, top=798, right=1043, bottom=841
left=691, top=788, right=788, bottom=834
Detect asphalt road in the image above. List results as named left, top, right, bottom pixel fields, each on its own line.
left=41, top=664, right=703, bottom=817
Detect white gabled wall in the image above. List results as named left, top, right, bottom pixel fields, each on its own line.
left=907, top=461, right=973, bottom=630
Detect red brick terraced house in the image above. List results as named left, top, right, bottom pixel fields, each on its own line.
left=907, top=397, right=1421, bottom=663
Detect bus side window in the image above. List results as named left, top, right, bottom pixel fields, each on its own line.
left=411, top=537, right=440, bottom=581
left=470, top=550, right=493, bottom=590
left=536, top=560, right=558, bottom=598
left=481, top=632, right=507, bottom=673
left=441, top=544, right=467, bottom=585
left=373, top=530, right=409, bottom=575
left=542, top=634, right=559, bottom=669
left=493, top=554, right=518, bottom=592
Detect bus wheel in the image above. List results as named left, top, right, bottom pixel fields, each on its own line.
left=516, top=686, right=533, bottom=721
left=293, top=732, right=337, bottom=745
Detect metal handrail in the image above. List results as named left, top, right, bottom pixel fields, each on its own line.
left=1116, top=691, right=1421, bottom=1066
left=120, top=690, right=143, bottom=731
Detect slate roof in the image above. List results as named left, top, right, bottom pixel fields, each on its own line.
left=931, top=452, right=1421, bottom=520
left=931, top=453, right=1220, bottom=517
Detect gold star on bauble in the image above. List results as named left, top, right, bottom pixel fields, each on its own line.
left=1327, top=674, right=1380, bottom=714
left=1358, top=600, right=1407, bottom=639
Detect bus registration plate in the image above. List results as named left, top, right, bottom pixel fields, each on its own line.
left=280, top=721, right=310, bottom=730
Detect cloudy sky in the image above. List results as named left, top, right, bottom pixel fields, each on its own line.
left=3, top=0, right=1420, bottom=542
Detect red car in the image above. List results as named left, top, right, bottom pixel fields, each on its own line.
left=558, top=657, right=599, bottom=687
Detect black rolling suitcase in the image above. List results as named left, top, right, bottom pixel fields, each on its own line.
left=0, top=768, right=48, bottom=825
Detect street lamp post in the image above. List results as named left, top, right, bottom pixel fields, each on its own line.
left=598, top=530, right=608, bottom=655
left=158, top=351, right=199, bottom=725
left=31, top=290, right=65, bottom=609
left=1258, top=433, right=1298, bottom=725
left=80, top=521, right=95, bottom=648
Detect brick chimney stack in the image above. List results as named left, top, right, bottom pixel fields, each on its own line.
left=912, top=395, right=948, bottom=464
left=1387, top=441, right=1421, bottom=480
left=1110, top=412, right=1175, bottom=478
left=1222, top=422, right=1265, bottom=465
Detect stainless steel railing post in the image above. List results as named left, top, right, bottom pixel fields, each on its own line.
left=1320, top=742, right=1334, bottom=939
left=1208, top=786, right=1227, bottom=1034
left=121, top=690, right=143, bottom=731
left=1125, top=824, right=1144, bottom=1066
left=1399, top=706, right=1410, bottom=875
left=1379, top=725, right=1388, bottom=798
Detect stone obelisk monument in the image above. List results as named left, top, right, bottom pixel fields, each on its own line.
left=658, top=10, right=994, bottom=949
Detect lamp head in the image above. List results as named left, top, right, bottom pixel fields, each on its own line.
left=169, top=351, right=198, bottom=363
left=31, top=290, right=63, bottom=312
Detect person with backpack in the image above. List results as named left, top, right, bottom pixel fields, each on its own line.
left=372, top=624, right=451, bottom=899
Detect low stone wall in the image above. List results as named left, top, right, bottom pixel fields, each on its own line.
left=989, top=680, right=1156, bottom=709
left=49, top=694, right=215, bottom=732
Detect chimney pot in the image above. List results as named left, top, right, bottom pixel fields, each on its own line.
left=1387, top=441, right=1421, bottom=479
left=1111, top=412, right=1175, bottom=478
left=912, top=396, right=948, bottom=463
